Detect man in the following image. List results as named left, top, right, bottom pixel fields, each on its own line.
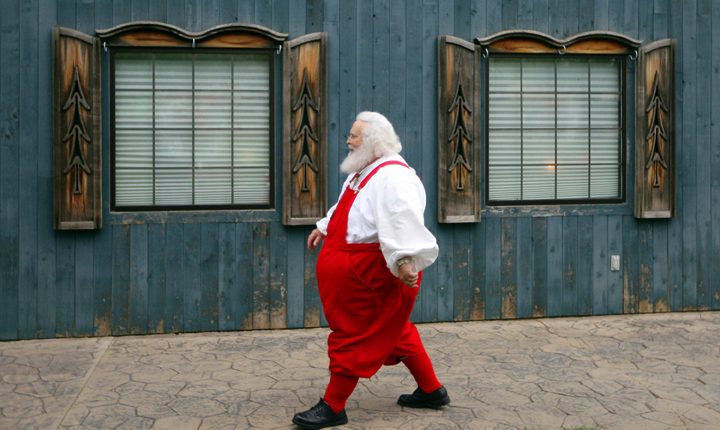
left=292, top=112, right=450, bottom=429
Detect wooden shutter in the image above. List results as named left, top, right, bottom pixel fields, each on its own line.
left=635, top=39, right=676, bottom=219
left=282, top=33, right=328, bottom=225
left=53, top=27, right=102, bottom=229
left=438, top=36, right=482, bottom=223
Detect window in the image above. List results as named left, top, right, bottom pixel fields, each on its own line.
left=486, top=55, right=625, bottom=205
left=111, top=50, right=273, bottom=211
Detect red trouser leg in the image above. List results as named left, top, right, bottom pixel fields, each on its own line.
left=402, top=352, right=442, bottom=393
left=323, top=372, right=359, bottom=413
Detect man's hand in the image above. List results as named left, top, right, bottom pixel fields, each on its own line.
left=307, top=229, right=326, bottom=249
left=399, top=263, right=419, bottom=287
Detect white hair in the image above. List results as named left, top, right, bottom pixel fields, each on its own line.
left=356, top=111, right=402, bottom=157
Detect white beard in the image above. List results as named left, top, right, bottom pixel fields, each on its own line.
left=340, top=143, right=376, bottom=174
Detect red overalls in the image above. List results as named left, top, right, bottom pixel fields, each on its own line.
left=316, top=161, right=427, bottom=378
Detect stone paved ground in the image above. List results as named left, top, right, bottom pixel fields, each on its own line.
left=1, top=312, right=720, bottom=430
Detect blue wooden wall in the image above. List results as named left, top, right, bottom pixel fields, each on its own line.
left=1, top=0, right=718, bottom=340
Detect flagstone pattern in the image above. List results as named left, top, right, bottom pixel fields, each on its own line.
left=1, top=312, right=719, bottom=429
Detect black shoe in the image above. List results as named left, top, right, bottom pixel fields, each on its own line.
left=292, top=398, right=348, bottom=429
left=397, top=386, right=451, bottom=409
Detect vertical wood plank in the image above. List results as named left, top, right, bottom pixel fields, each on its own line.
left=324, top=0, right=340, bottom=201
left=130, top=224, right=149, bottom=334
left=608, top=0, right=623, bottom=32
left=561, top=216, right=577, bottom=316
left=532, top=217, right=547, bottom=317
left=533, top=0, right=549, bottom=34
left=236, top=222, right=254, bottom=330
left=562, top=0, right=577, bottom=37
left=167, top=0, right=185, bottom=27
left=518, top=0, right=533, bottom=29
left=501, top=218, right=517, bottom=319
left=638, top=220, right=654, bottom=313
left=58, top=0, right=76, bottom=27
left=18, top=0, right=40, bottom=340
left=456, top=0, right=472, bottom=39
left=594, top=0, right=608, bottom=30
left=148, top=223, right=167, bottom=333
left=389, top=0, right=406, bottom=159
left=652, top=219, right=669, bottom=312
left=357, top=0, right=373, bottom=111
left=203, top=0, right=220, bottom=28
left=420, top=0, right=439, bottom=323
left=165, top=223, right=184, bottom=332
left=548, top=0, right=562, bottom=38
left=338, top=0, right=356, bottom=189
left=682, top=187, right=697, bottom=310
left=501, top=0, right=518, bottom=30
left=288, top=0, right=304, bottom=37
left=219, top=0, right=237, bottom=24
left=256, top=0, right=272, bottom=27
left=638, top=0, right=653, bottom=41
left=453, top=225, right=472, bottom=321
left=304, top=226, right=321, bottom=327
left=696, top=0, right=712, bottom=311
left=113, top=0, right=131, bottom=25
left=270, top=223, right=288, bottom=329
left=373, top=0, right=390, bottom=112
left=286, top=229, right=305, bottom=328
left=218, top=222, right=235, bottom=331
left=681, top=0, right=696, bottom=187
left=485, top=218, right=502, bottom=320
left=439, top=0, right=453, bottom=35
left=112, top=225, right=130, bottom=335
left=306, top=0, right=323, bottom=32
left=667, top=0, right=683, bottom=312
left=131, top=0, right=149, bottom=21
left=404, top=0, right=421, bottom=175
left=437, top=228, right=454, bottom=322
left=623, top=0, right=638, bottom=37
left=0, top=0, right=20, bottom=340
left=470, top=222, right=486, bottom=321
left=713, top=0, right=720, bottom=311
left=653, top=0, right=668, bottom=39
left=183, top=223, right=201, bottom=332
left=546, top=216, right=562, bottom=316
left=578, top=0, right=593, bottom=32
left=75, top=232, right=94, bottom=336
left=200, top=223, right=219, bottom=331
left=93, top=0, right=111, bottom=337
left=149, top=0, right=168, bottom=22
left=516, top=217, right=533, bottom=319
left=607, top=215, right=623, bottom=314
left=471, top=0, right=487, bottom=38
left=239, top=0, right=256, bottom=24
left=577, top=217, right=593, bottom=316
left=592, top=215, right=608, bottom=315
left=487, top=0, right=502, bottom=34
left=56, top=232, right=76, bottom=337
left=622, top=215, right=640, bottom=313
left=185, top=0, right=202, bottom=31
left=253, top=223, right=271, bottom=329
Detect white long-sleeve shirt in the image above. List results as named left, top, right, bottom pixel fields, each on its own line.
left=316, top=153, right=439, bottom=277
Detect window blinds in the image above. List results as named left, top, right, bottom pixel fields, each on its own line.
left=114, top=52, right=271, bottom=208
left=487, top=57, right=622, bottom=203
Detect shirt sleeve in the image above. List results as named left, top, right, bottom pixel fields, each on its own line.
left=315, top=203, right=337, bottom=235
left=374, top=177, right=439, bottom=277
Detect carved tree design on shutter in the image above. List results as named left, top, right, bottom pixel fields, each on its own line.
left=644, top=71, right=668, bottom=188
left=62, top=66, right=93, bottom=195
left=447, top=80, right=473, bottom=191
left=291, top=71, right=320, bottom=192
